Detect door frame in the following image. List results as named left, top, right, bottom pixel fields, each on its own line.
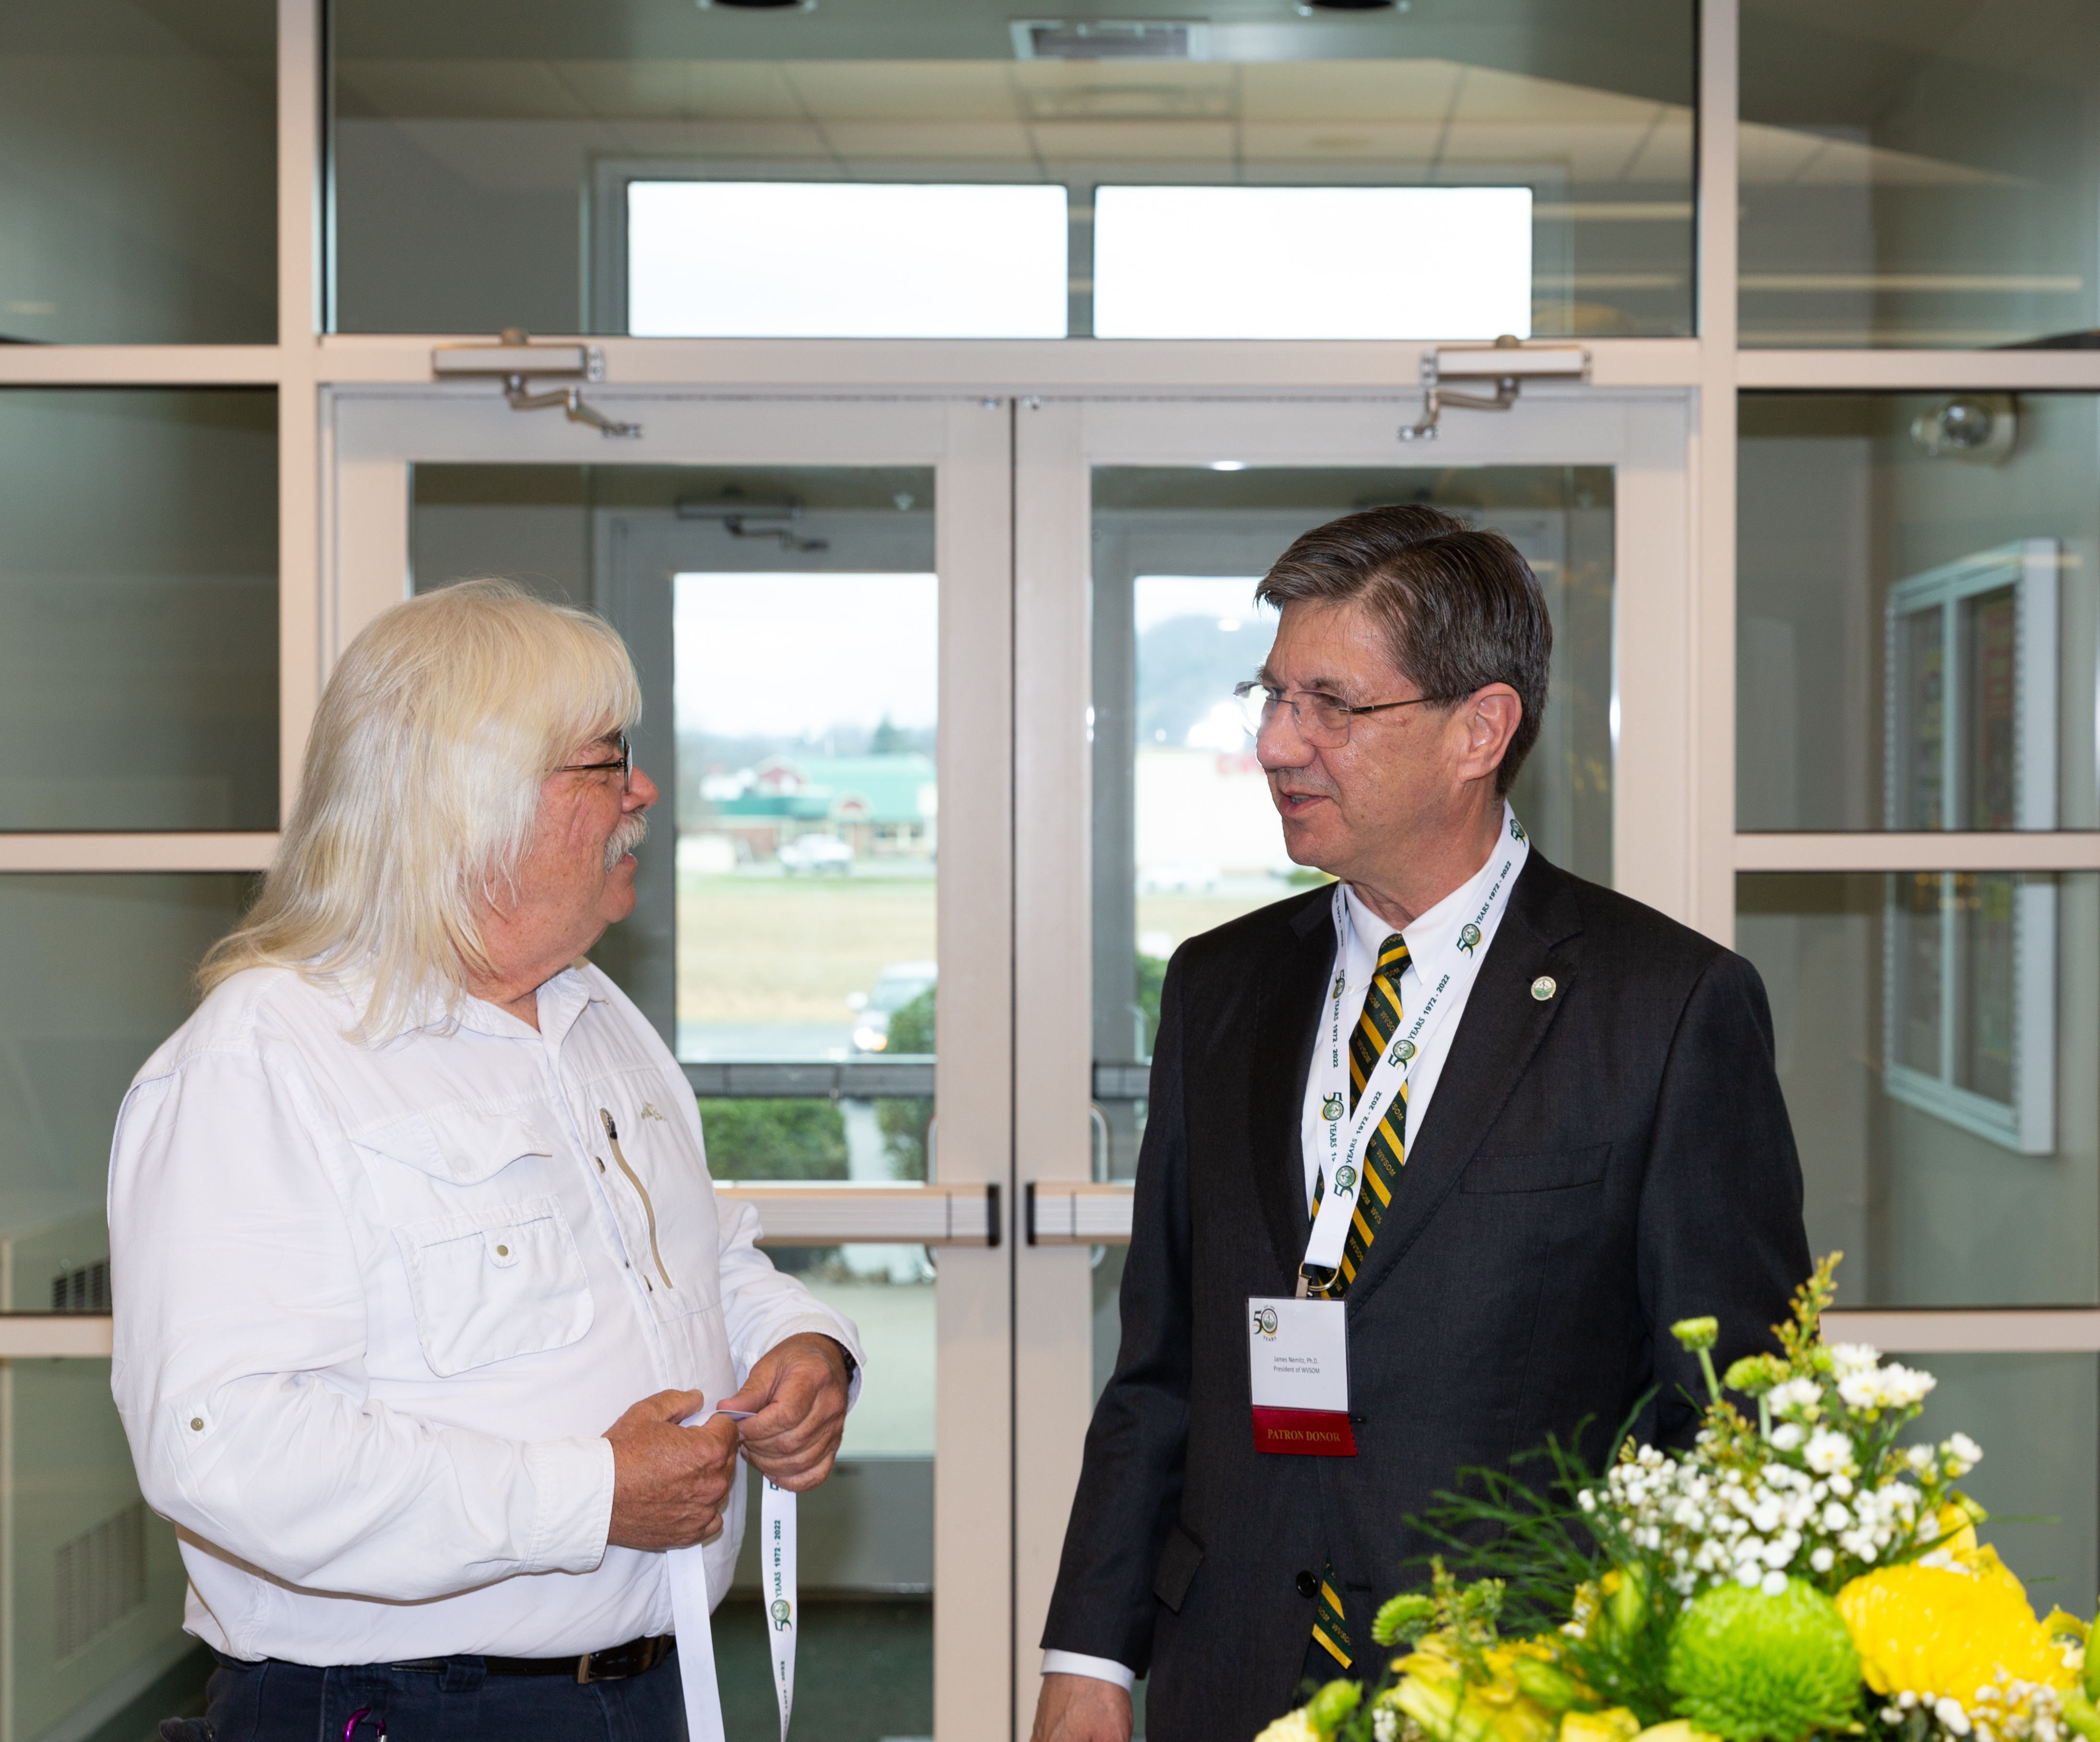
left=1010, top=386, right=1695, bottom=1735
left=322, top=386, right=1017, bottom=1737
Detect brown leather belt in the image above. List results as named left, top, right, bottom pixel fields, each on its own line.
left=392, top=1635, right=672, bottom=1683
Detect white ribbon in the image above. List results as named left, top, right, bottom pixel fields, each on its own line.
left=1299, top=804, right=1530, bottom=1285
left=761, top=1476, right=798, bottom=1742
left=667, top=1413, right=798, bottom=1741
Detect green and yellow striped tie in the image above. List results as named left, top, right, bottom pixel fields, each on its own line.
left=1310, top=931, right=1409, bottom=1672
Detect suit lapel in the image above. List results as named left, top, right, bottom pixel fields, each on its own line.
left=1342, top=854, right=1586, bottom=1314
left=1242, top=894, right=1337, bottom=1282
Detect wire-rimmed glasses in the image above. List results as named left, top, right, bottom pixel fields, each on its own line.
left=558, top=730, right=632, bottom=791
left=1230, top=681, right=1444, bottom=749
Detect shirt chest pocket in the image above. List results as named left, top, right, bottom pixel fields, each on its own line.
left=394, top=1197, right=595, bottom=1377
left=353, top=1106, right=596, bottom=1378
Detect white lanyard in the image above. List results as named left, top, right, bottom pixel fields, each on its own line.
left=668, top=1440, right=799, bottom=1742
left=1299, top=807, right=1528, bottom=1289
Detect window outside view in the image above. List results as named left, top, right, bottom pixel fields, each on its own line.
left=676, top=568, right=938, bottom=1278
left=1127, top=575, right=1296, bottom=1054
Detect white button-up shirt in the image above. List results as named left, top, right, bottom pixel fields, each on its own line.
left=108, top=961, right=863, bottom=1667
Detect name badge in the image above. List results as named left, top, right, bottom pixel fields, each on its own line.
left=1247, top=1296, right=1356, bottom=1456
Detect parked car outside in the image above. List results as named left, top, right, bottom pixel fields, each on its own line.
left=848, top=961, right=939, bottom=1052
left=778, top=833, right=855, bottom=875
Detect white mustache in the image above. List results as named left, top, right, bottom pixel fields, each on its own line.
left=604, top=811, right=649, bottom=871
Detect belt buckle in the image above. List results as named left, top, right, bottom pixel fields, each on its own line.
left=575, top=1649, right=603, bottom=1686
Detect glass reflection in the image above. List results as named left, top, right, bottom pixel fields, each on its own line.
left=0, top=872, right=251, bottom=1740
left=0, top=0, right=274, bottom=344
left=330, top=0, right=1693, bottom=338
left=1736, top=871, right=2099, bottom=1307
left=0, top=390, right=278, bottom=832
left=1741, top=1, right=2100, bottom=347
left=1738, top=394, right=2099, bottom=832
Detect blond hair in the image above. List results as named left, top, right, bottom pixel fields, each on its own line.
left=201, top=579, right=642, bottom=1040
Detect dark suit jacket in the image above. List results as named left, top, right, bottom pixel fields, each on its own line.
left=1041, top=853, right=1811, bottom=1741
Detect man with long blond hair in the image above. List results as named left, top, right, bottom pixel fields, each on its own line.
left=109, top=580, right=862, bottom=1741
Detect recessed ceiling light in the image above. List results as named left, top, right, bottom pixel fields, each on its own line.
left=1209, top=460, right=1247, bottom=471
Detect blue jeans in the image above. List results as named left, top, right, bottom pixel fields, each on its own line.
left=176, top=1644, right=690, bottom=1742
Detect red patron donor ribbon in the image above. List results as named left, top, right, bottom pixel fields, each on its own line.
left=1247, top=1295, right=1356, bottom=1456
left=1252, top=1405, right=1358, bottom=1456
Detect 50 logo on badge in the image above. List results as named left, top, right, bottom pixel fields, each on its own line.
left=1253, top=1306, right=1279, bottom=1340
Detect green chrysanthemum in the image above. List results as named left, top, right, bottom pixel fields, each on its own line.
left=1663, top=1578, right=1861, bottom=1742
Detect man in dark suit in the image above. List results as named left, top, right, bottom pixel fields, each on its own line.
left=1031, top=505, right=1810, bottom=1742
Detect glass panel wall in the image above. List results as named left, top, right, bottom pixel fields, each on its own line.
left=0, top=872, right=253, bottom=1741
left=0, top=390, right=279, bottom=832
left=330, top=0, right=1694, bottom=338
left=1735, top=871, right=2100, bottom=1308
left=1740, top=1, right=2100, bottom=348
left=1737, top=393, right=2100, bottom=832
left=0, top=0, right=274, bottom=344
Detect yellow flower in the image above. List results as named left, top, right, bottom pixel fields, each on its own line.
left=1388, top=1636, right=1560, bottom=1742
left=1253, top=1712, right=1321, bottom=1742
left=1561, top=1708, right=1642, bottom=1742
left=1836, top=1554, right=2074, bottom=1699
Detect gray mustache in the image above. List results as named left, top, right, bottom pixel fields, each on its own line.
left=604, top=811, right=650, bottom=871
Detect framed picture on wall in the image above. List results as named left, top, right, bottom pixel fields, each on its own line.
left=1882, top=538, right=2058, bottom=1155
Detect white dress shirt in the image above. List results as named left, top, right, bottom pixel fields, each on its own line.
left=109, top=961, right=864, bottom=1667
left=1042, top=843, right=1517, bottom=1692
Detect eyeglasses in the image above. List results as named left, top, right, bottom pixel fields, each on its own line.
left=1231, top=680, right=1444, bottom=749
left=558, top=731, right=632, bottom=792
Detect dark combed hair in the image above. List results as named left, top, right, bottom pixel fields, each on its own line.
left=1254, top=503, right=1552, bottom=796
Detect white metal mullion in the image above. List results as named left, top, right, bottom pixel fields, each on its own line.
left=1691, top=0, right=1740, bottom=945
left=1741, top=351, right=2100, bottom=392
left=277, top=0, right=323, bottom=823
left=0, top=837, right=277, bottom=874
left=1735, top=834, right=2100, bottom=872
left=0, top=348, right=278, bottom=386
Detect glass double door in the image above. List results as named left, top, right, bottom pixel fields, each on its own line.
left=325, top=382, right=1691, bottom=1740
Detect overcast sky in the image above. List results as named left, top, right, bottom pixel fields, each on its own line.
left=674, top=572, right=940, bottom=737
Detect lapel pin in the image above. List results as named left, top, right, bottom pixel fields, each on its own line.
left=1530, top=976, right=1557, bottom=1002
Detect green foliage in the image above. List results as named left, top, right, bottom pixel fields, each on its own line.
left=697, top=1097, right=847, bottom=1181
left=1135, top=951, right=1167, bottom=1057
left=1664, top=1580, right=1861, bottom=1742
left=876, top=986, right=936, bottom=1180
left=886, top=985, right=935, bottom=1054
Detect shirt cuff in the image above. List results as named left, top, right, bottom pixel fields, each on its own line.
left=522, top=1434, right=616, bottom=1575
left=1042, top=1649, right=1137, bottom=1692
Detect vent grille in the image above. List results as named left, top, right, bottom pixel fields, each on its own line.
left=51, top=1259, right=111, bottom=1313
left=55, top=1500, right=149, bottom=1661
left=1010, top=20, right=1209, bottom=60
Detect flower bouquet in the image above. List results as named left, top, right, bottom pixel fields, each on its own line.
left=1257, top=1255, right=2097, bottom=1742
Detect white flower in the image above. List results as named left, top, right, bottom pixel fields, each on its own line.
left=1840, top=1371, right=1887, bottom=1410
left=1770, top=1422, right=1805, bottom=1452
left=1939, top=1697, right=1974, bottom=1735
left=1374, top=1709, right=1399, bottom=1742
left=1770, top=1378, right=1824, bottom=1417
left=1737, top=1563, right=1765, bottom=1588
left=1829, top=1343, right=1881, bottom=1376
left=1811, top=1546, right=1836, bottom=1573
left=1762, top=1569, right=1789, bottom=1595
left=1824, top=1502, right=1852, bottom=1530
left=1804, top=1428, right=1858, bottom=1476
left=1949, top=1432, right=1984, bottom=1467
left=1908, top=1444, right=1939, bottom=1473
left=1879, top=1364, right=1937, bottom=1408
